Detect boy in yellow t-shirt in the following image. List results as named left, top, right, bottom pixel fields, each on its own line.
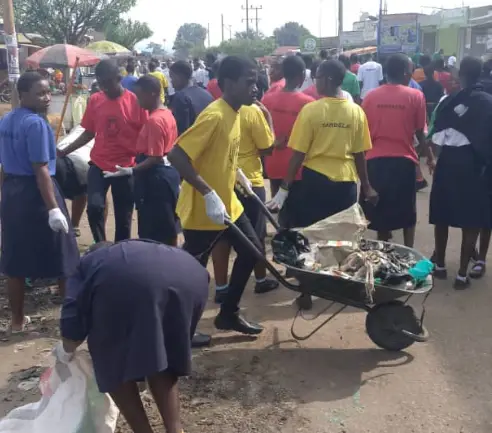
left=168, top=56, right=265, bottom=346
left=211, top=101, right=278, bottom=302
left=268, top=59, right=378, bottom=229
left=148, top=59, right=168, bottom=103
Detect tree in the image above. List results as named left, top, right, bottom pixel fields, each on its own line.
left=273, top=21, right=313, bottom=47
left=218, top=34, right=276, bottom=59
left=15, top=0, right=137, bottom=45
left=146, top=42, right=167, bottom=56
left=105, top=19, right=153, bottom=50
left=173, top=23, right=207, bottom=58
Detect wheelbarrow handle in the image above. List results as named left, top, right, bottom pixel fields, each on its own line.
left=236, top=187, right=281, bottom=231
left=224, top=219, right=299, bottom=291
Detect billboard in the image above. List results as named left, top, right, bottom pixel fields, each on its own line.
left=379, top=14, right=420, bottom=54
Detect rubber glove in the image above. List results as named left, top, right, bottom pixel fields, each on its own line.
left=267, top=186, right=289, bottom=212
left=53, top=341, right=74, bottom=364
left=236, top=168, right=254, bottom=196
left=48, top=208, right=69, bottom=234
left=103, top=165, right=133, bottom=178
left=204, top=190, right=229, bottom=225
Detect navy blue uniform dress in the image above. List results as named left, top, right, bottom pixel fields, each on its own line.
left=0, top=108, right=79, bottom=278
left=60, top=240, right=209, bottom=393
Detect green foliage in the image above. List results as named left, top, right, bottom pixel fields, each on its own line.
left=273, top=21, right=313, bottom=47
left=105, top=19, right=153, bottom=50
left=173, top=23, right=208, bottom=57
left=15, top=0, right=137, bottom=45
left=146, top=42, right=167, bottom=56
left=218, top=34, right=276, bottom=59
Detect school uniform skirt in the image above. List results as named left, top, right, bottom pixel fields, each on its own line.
left=0, top=175, right=80, bottom=278
left=280, top=167, right=357, bottom=229
left=134, top=155, right=181, bottom=243
left=429, top=146, right=490, bottom=229
left=360, top=157, right=417, bottom=232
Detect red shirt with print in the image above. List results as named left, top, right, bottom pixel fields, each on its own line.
left=81, top=90, right=148, bottom=171
left=136, top=108, right=177, bottom=156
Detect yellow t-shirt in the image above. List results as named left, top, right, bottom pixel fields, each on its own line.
left=176, top=99, right=244, bottom=231
left=238, top=105, right=274, bottom=187
left=288, top=97, right=372, bottom=182
left=149, top=71, right=169, bottom=103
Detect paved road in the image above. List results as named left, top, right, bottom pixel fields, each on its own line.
left=0, top=185, right=491, bottom=432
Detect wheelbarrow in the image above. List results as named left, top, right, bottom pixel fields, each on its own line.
left=226, top=190, right=432, bottom=352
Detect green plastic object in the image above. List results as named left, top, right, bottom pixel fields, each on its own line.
left=409, top=259, right=434, bottom=282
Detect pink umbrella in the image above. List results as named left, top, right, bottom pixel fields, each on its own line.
left=26, top=44, right=103, bottom=68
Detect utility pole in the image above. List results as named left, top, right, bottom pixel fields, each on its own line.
left=221, top=14, right=225, bottom=42
left=241, top=0, right=250, bottom=34
left=3, top=0, right=20, bottom=108
left=207, top=23, right=211, bottom=47
left=338, top=0, right=343, bottom=52
left=242, top=2, right=263, bottom=36
left=251, top=5, right=262, bottom=35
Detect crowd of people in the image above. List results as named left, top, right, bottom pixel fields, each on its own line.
left=1, top=47, right=492, bottom=432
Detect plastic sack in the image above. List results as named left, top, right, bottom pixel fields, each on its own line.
left=0, top=351, right=119, bottom=433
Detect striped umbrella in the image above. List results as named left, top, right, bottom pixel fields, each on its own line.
left=26, top=44, right=103, bottom=68
left=86, top=40, right=131, bottom=56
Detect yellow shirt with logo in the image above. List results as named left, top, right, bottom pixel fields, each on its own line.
left=149, top=71, right=169, bottom=103
left=176, top=99, right=244, bottom=231
left=238, top=105, right=274, bottom=187
left=288, top=97, right=372, bottom=182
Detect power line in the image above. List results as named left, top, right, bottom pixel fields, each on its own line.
left=242, top=1, right=263, bottom=35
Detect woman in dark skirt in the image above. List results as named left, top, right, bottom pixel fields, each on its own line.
left=268, top=59, right=377, bottom=227
left=55, top=240, right=209, bottom=433
left=0, top=71, right=79, bottom=332
left=429, top=56, right=492, bottom=289
left=360, top=53, right=436, bottom=247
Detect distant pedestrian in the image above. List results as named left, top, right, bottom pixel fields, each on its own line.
left=357, top=53, right=384, bottom=100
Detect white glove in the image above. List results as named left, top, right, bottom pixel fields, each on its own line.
left=267, top=187, right=289, bottom=211
left=103, top=165, right=133, bottom=178
left=53, top=341, right=74, bottom=364
left=48, top=208, right=69, bottom=234
left=236, top=168, right=254, bottom=196
left=204, top=190, right=229, bottom=225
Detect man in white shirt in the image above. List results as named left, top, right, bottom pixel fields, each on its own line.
left=357, top=54, right=384, bottom=100
left=162, top=59, right=175, bottom=102
left=447, top=54, right=457, bottom=69
left=192, top=58, right=209, bottom=88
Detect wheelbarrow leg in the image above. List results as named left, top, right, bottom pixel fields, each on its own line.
left=296, top=293, right=313, bottom=311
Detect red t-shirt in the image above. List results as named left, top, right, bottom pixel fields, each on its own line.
left=136, top=108, right=178, bottom=156
left=261, top=90, right=315, bottom=179
left=81, top=90, right=148, bottom=171
left=206, top=79, right=222, bottom=100
left=265, top=78, right=286, bottom=95
left=362, top=84, right=426, bottom=164
left=350, top=63, right=360, bottom=74
left=303, top=85, right=321, bottom=100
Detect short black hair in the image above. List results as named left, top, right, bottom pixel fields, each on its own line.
left=419, top=54, right=432, bottom=67
left=217, top=56, right=256, bottom=90
left=311, top=60, right=321, bottom=77
left=318, top=59, right=346, bottom=87
left=424, top=65, right=435, bottom=80
left=206, top=52, right=217, bottom=63
left=350, top=53, right=358, bottom=63
left=126, top=63, right=135, bottom=74
left=434, top=58, right=445, bottom=70
left=95, top=59, right=120, bottom=79
left=170, top=60, right=193, bottom=81
left=211, top=60, right=221, bottom=75
left=386, top=53, right=411, bottom=82
left=338, top=55, right=350, bottom=69
left=17, top=71, right=45, bottom=94
left=319, top=49, right=328, bottom=60
left=135, top=75, right=161, bottom=95
left=302, top=54, right=313, bottom=69
left=148, top=60, right=157, bottom=72
left=460, top=56, right=483, bottom=84
left=282, top=55, right=305, bottom=81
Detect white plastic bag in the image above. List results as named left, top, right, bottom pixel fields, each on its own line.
left=0, top=351, right=119, bottom=433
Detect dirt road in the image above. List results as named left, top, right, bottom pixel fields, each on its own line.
left=0, top=187, right=491, bottom=432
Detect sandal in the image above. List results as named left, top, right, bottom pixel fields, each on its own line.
left=10, top=316, right=31, bottom=334
left=469, top=261, right=486, bottom=279
left=454, top=275, right=471, bottom=290
left=430, top=253, right=447, bottom=279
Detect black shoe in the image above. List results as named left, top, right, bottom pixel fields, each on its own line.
left=192, top=332, right=212, bottom=348
left=453, top=276, right=471, bottom=290
left=254, top=278, right=279, bottom=294
left=430, top=253, right=447, bottom=279
left=214, top=289, right=229, bottom=304
left=416, top=179, right=428, bottom=192
left=214, top=312, right=264, bottom=335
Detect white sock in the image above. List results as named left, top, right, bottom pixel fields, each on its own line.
left=256, top=278, right=266, bottom=284
left=215, top=284, right=228, bottom=292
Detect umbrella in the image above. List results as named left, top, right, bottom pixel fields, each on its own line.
left=26, top=44, right=102, bottom=68
left=86, top=40, right=131, bottom=56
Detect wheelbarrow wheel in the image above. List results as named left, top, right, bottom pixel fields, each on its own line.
left=365, top=301, right=428, bottom=352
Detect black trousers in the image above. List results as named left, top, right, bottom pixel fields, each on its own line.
left=183, top=213, right=261, bottom=315
left=87, top=164, right=134, bottom=242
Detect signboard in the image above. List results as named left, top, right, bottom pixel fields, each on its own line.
left=340, top=31, right=364, bottom=47
left=379, top=14, right=420, bottom=54
left=440, top=7, right=468, bottom=27
left=352, top=20, right=378, bottom=42
left=301, top=36, right=318, bottom=54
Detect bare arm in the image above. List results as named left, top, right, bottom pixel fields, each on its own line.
left=59, top=130, right=95, bottom=157
left=33, top=163, right=58, bottom=210
left=168, top=145, right=212, bottom=195
left=282, top=150, right=306, bottom=187
left=353, top=152, right=371, bottom=192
